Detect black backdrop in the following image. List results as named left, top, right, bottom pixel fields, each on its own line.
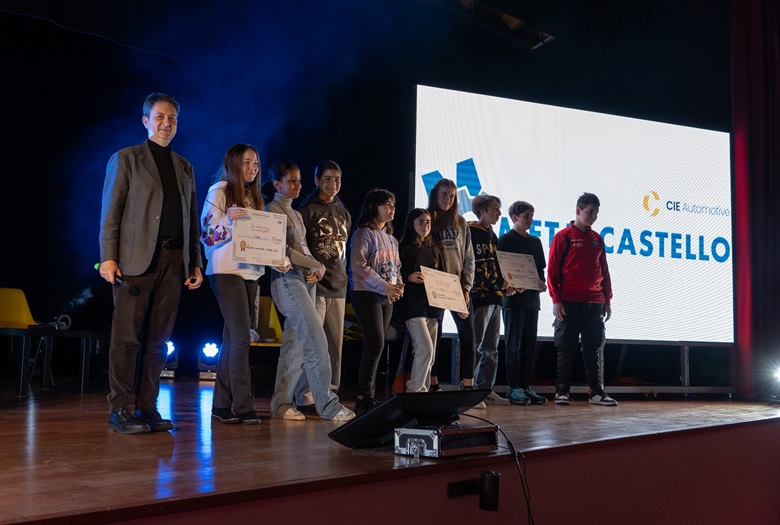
left=0, top=1, right=736, bottom=385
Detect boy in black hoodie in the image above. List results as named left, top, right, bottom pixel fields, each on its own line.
left=469, top=194, right=509, bottom=406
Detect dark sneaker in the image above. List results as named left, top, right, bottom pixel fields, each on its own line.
left=554, top=392, right=571, bottom=405
left=236, top=410, right=261, bottom=425
left=109, top=408, right=151, bottom=434
left=524, top=389, right=547, bottom=405
left=508, top=387, right=531, bottom=406
left=588, top=390, right=618, bottom=406
left=355, top=396, right=379, bottom=413
left=211, top=408, right=240, bottom=424
left=135, top=409, right=174, bottom=431
left=297, top=404, right=318, bottom=416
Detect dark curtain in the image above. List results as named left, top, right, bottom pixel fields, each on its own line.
left=732, top=0, right=780, bottom=397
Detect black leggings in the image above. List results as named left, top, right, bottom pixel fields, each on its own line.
left=352, top=291, right=392, bottom=398
left=432, top=310, right=476, bottom=381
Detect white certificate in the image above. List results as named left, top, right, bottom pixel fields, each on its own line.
left=496, top=250, right=543, bottom=290
left=232, top=210, right=287, bottom=266
left=420, top=266, right=468, bottom=314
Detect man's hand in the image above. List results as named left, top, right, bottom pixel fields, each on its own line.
left=99, top=260, right=121, bottom=284
left=603, top=304, right=612, bottom=322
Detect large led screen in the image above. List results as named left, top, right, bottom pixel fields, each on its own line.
left=415, top=85, right=733, bottom=344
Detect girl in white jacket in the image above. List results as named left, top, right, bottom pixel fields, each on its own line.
left=201, top=144, right=267, bottom=424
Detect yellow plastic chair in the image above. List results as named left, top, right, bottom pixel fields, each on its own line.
left=251, top=295, right=283, bottom=348
left=0, top=288, right=37, bottom=329
left=0, top=288, right=92, bottom=396
left=343, top=302, right=364, bottom=341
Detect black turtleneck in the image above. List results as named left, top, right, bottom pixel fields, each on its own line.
left=147, top=139, right=183, bottom=243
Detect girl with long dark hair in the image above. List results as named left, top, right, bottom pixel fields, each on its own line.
left=427, top=178, right=477, bottom=392
left=350, top=188, right=404, bottom=411
left=201, top=143, right=266, bottom=424
left=395, top=208, right=443, bottom=391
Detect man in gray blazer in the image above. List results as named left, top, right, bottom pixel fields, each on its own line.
left=99, top=92, right=203, bottom=434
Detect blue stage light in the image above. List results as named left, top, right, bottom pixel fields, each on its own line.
left=161, top=340, right=177, bottom=379
left=198, top=342, right=220, bottom=380
left=202, top=343, right=219, bottom=359
left=774, top=368, right=780, bottom=382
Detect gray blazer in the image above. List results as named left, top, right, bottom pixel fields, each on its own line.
left=99, top=141, right=203, bottom=276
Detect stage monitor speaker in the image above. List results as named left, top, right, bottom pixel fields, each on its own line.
left=328, top=389, right=491, bottom=449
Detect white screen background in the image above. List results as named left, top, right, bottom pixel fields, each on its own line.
left=415, top=85, right=733, bottom=344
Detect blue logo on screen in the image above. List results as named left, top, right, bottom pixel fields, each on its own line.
left=421, top=160, right=731, bottom=263
left=421, top=158, right=482, bottom=215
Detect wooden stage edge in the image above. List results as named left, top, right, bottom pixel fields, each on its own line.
left=2, top=380, right=780, bottom=524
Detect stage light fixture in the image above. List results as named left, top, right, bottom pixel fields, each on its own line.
left=198, top=342, right=220, bottom=381
left=160, top=340, right=177, bottom=379
left=766, top=367, right=780, bottom=405
left=428, top=0, right=555, bottom=52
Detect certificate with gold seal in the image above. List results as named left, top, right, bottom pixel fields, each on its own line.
left=496, top=250, right=543, bottom=290
left=420, top=266, right=468, bottom=314
left=232, top=210, right=287, bottom=266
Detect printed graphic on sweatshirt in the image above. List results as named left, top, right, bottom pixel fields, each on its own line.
left=310, top=216, right=348, bottom=261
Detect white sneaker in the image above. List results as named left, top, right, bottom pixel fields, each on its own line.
left=554, top=392, right=571, bottom=405
left=276, top=407, right=306, bottom=420
left=588, top=391, right=618, bottom=406
left=472, top=401, right=487, bottom=409
left=329, top=406, right=356, bottom=422
left=483, top=390, right=510, bottom=405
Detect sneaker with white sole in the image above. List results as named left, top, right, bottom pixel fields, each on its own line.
left=484, top=390, right=510, bottom=405
left=237, top=410, right=261, bottom=425
left=472, top=400, right=487, bottom=409
left=276, top=407, right=306, bottom=420
left=328, top=406, right=356, bottom=422
left=588, top=390, right=618, bottom=406
left=211, top=407, right=240, bottom=424
left=524, top=389, right=547, bottom=405
left=554, top=392, right=571, bottom=405
left=508, top=387, right=531, bottom=406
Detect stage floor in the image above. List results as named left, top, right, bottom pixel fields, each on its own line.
left=1, top=380, right=778, bottom=524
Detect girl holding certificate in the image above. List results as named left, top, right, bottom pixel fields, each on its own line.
left=350, top=189, right=404, bottom=411
left=263, top=161, right=355, bottom=422
left=395, top=208, right=443, bottom=392
left=427, top=178, right=476, bottom=392
left=201, top=143, right=267, bottom=424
